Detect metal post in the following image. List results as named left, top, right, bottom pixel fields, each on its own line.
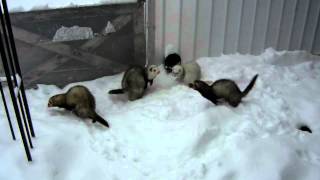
left=0, top=81, right=16, bottom=140
left=1, top=0, right=35, bottom=137
left=0, top=3, right=33, bottom=149
left=0, top=36, right=32, bottom=161
left=0, top=0, right=33, bottom=161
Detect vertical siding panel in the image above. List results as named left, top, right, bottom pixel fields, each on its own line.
left=238, top=0, right=257, bottom=54
left=195, top=0, right=213, bottom=58
left=155, top=0, right=320, bottom=59
left=210, top=0, right=228, bottom=56
left=224, top=0, right=243, bottom=54
left=289, top=0, right=310, bottom=50
left=312, top=11, right=320, bottom=54
left=265, top=0, right=285, bottom=49
left=180, top=0, right=197, bottom=62
left=155, top=0, right=164, bottom=63
left=277, top=0, right=298, bottom=50
left=301, top=0, right=320, bottom=51
left=164, top=0, right=181, bottom=52
left=251, top=0, right=271, bottom=54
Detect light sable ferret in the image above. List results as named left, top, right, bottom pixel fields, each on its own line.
left=172, top=62, right=201, bottom=85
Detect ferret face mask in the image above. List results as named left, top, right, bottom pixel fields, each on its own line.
left=147, top=65, right=160, bottom=80
left=172, top=65, right=183, bottom=78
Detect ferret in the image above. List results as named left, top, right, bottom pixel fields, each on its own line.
left=172, top=62, right=201, bottom=85
left=190, top=74, right=258, bottom=107
left=48, top=85, right=109, bottom=127
left=164, top=53, right=181, bottom=73
left=109, top=65, right=160, bottom=101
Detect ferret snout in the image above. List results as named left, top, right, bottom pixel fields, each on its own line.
left=193, top=81, right=201, bottom=89
left=48, top=100, right=53, bottom=107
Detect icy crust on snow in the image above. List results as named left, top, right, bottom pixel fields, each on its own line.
left=8, top=0, right=137, bottom=12
left=1, top=49, right=320, bottom=180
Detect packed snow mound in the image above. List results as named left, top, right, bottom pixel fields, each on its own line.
left=8, top=0, right=137, bottom=12
left=1, top=49, right=320, bottom=180
left=52, top=26, right=94, bottom=42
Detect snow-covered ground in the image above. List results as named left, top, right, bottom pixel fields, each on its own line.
left=1, top=49, right=320, bottom=180
left=8, top=0, right=137, bottom=12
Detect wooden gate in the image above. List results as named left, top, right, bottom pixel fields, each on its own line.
left=9, top=3, right=145, bottom=88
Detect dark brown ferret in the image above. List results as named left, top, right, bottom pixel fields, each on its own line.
left=190, top=74, right=258, bottom=107
left=48, top=85, right=109, bottom=127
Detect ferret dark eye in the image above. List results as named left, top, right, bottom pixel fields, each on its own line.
left=149, top=68, right=152, bottom=72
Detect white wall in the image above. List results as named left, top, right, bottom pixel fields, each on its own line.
left=153, top=0, right=320, bottom=62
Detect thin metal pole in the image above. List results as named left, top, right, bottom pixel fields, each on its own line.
left=0, top=4, right=33, bottom=149
left=1, top=0, right=35, bottom=137
left=0, top=38, right=32, bottom=161
left=17, top=94, right=33, bottom=148
left=0, top=12, right=32, bottom=162
left=0, top=81, right=16, bottom=140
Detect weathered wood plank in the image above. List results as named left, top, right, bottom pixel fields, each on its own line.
left=10, top=4, right=137, bottom=22
left=12, top=26, right=127, bottom=69
left=29, top=67, right=111, bottom=88
left=80, top=15, right=132, bottom=51
left=10, top=3, right=144, bottom=88
left=23, top=56, right=70, bottom=87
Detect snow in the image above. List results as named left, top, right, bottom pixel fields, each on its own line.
left=1, top=48, right=320, bottom=180
left=52, top=26, right=94, bottom=42
left=104, top=21, right=116, bottom=35
left=8, top=0, right=137, bottom=12
left=0, top=74, right=21, bottom=98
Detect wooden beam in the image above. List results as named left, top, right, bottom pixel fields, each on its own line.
left=23, top=55, right=69, bottom=87
left=81, top=14, right=132, bottom=51
left=12, top=25, right=127, bottom=69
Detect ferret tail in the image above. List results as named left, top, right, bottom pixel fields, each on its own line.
left=108, top=89, right=124, bottom=94
left=242, top=74, right=258, bottom=97
left=92, top=113, right=110, bottom=128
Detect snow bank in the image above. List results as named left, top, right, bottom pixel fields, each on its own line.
left=52, top=26, right=94, bottom=42
left=1, top=49, right=320, bottom=180
left=8, top=0, right=137, bottom=12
